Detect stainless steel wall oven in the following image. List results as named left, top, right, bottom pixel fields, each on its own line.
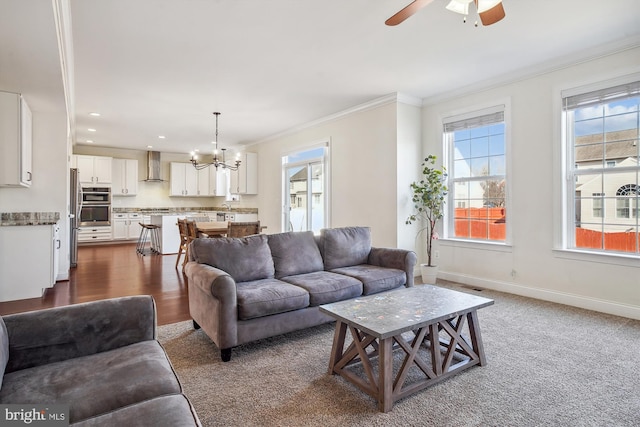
left=80, top=187, right=111, bottom=226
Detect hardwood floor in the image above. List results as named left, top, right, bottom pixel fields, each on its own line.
left=0, top=243, right=191, bottom=326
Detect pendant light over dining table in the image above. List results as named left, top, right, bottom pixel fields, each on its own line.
left=190, top=112, right=241, bottom=171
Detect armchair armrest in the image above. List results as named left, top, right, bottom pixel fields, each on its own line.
left=3, top=295, right=156, bottom=373
left=368, top=247, right=418, bottom=287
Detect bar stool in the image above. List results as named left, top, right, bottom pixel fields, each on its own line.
left=137, top=223, right=160, bottom=256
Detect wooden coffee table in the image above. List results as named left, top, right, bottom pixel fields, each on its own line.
left=319, top=285, right=494, bottom=412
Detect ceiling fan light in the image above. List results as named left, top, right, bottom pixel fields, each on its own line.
left=446, top=0, right=473, bottom=15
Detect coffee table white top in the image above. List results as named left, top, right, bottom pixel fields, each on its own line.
left=319, top=285, right=494, bottom=339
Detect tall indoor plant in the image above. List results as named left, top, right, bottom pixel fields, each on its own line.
left=406, top=155, right=447, bottom=283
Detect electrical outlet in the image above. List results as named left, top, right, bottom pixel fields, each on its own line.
left=434, top=250, right=440, bottom=259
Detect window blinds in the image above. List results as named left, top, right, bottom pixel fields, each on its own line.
left=443, top=106, right=504, bottom=132
left=562, top=79, right=640, bottom=110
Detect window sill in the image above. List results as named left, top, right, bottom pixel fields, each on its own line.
left=552, top=248, right=640, bottom=267
left=440, top=238, right=512, bottom=253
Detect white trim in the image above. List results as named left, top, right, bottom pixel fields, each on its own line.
left=52, top=0, right=75, bottom=143
left=437, top=271, right=640, bottom=320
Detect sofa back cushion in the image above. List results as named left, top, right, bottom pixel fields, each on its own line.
left=321, top=226, right=372, bottom=270
left=268, top=231, right=324, bottom=279
left=0, top=315, right=8, bottom=389
left=189, top=235, right=275, bottom=283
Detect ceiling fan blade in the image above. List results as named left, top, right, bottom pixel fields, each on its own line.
left=476, top=1, right=505, bottom=26
left=385, top=0, right=436, bottom=26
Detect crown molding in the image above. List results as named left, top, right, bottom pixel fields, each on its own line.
left=253, top=92, right=420, bottom=146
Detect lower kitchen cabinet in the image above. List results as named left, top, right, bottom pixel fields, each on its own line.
left=78, top=226, right=112, bottom=242
left=112, top=212, right=143, bottom=240
left=0, top=224, right=56, bottom=301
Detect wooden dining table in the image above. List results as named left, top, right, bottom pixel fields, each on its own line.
left=195, top=221, right=229, bottom=237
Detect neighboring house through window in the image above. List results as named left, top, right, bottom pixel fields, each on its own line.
left=443, top=105, right=508, bottom=243
left=562, top=77, right=639, bottom=255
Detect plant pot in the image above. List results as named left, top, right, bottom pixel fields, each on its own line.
left=420, top=264, right=438, bottom=285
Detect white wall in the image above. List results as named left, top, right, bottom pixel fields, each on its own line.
left=422, top=46, right=640, bottom=319
left=247, top=96, right=419, bottom=249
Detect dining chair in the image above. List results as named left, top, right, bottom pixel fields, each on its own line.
left=175, top=219, right=189, bottom=270
left=226, top=221, right=261, bottom=238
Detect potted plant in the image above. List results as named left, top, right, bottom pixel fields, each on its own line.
left=406, top=155, right=447, bottom=284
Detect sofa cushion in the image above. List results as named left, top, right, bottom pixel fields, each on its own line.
left=189, top=235, right=275, bottom=283
left=330, top=264, right=406, bottom=295
left=70, top=394, right=200, bottom=427
left=236, top=278, right=310, bottom=320
left=0, top=340, right=181, bottom=424
left=281, top=271, right=363, bottom=306
left=0, top=316, right=7, bottom=390
left=268, top=231, right=324, bottom=279
left=321, top=227, right=372, bottom=270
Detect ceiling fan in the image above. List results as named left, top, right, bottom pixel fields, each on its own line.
left=385, top=0, right=506, bottom=27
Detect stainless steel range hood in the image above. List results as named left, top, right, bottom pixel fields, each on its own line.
left=144, top=151, right=164, bottom=182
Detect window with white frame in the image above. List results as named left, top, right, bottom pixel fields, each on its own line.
left=282, top=145, right=328, bottom=234
left=562, top=78, right=640, bottom=255
left=443, top=106, right=507, bottom=242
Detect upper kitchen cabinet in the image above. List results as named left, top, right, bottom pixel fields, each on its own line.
left=230, top=152, right=257, bottom=195
left=0, top=91, right=32, bottom=187
left=74, top=155, right=112, bottom=185
left=170, top=162, right=198, bottom=196
left=112, top=158, right=138, bottom=196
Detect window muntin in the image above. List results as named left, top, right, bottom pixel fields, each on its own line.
left=563, top=79, right=640, bottom=255
left=444, top=108, right=507, bottom=243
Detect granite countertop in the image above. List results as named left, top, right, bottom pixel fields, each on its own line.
left=112, top=207, right=258, bottom=214
left=0, top=212, right=61, bottom=226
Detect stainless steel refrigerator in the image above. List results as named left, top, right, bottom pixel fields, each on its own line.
left=69, top=168, right=81, bottom=267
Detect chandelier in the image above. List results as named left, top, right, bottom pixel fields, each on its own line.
left=190, top=112, right=241, bottom=171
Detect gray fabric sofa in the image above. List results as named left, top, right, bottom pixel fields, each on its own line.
left=185, top=226, right=417, bottom=361
left=0, top=296, right=201, bottom=426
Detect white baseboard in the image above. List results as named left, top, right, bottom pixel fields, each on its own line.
left=436, top=271, right=640, bottom=321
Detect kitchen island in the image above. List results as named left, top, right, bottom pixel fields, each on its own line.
left=149, top=214, right=184, bottom=254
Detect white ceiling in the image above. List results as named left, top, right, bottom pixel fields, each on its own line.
left=2, top=0, right=640, bottom=156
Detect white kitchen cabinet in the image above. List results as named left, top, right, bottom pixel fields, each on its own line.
left=112, top=159, right=138, bottom=196
left=210, top=169, right=227, bottom=196
left=78, top=226, right=112, bottom=242
left=74, top=155, right=112, bottom=184
left=0, top=224, right=55, bottom=301
left=197, top=168, right=210, bottom=196
left=170, top=162, right=198, bottom=196
left=0, top=91, right=32, bottom=187
left=112, top=212, right=142, bottom=240
left=230, top=152, right=257, bottom=194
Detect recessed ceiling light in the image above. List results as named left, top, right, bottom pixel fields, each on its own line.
left=158, top=135, right=166, bottom=139
left=147, top=145, right=153, bottom=149
left=89, top=112, right=101, bottom=117
left=194, top=149, right=200, bottom=152
left=86, top=140, right=94, bottom=143
left=88, top=128, right=96, bottom=132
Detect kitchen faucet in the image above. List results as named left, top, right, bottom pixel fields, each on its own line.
left=221, top=203, right=231, bottom=211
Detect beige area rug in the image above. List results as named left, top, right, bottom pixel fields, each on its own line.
left=158, top=283, right=640, bottom=427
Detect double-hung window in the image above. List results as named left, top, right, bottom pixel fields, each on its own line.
left=443, top=106, right=507, bottom=243
left=562, top=77, right=640, bottom=255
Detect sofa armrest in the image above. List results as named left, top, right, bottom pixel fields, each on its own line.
left=3, top=295, right=156, bottom=373
left=184, top=262, right=238, bottom=303
left=368, top=247, right=418, bottom=287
